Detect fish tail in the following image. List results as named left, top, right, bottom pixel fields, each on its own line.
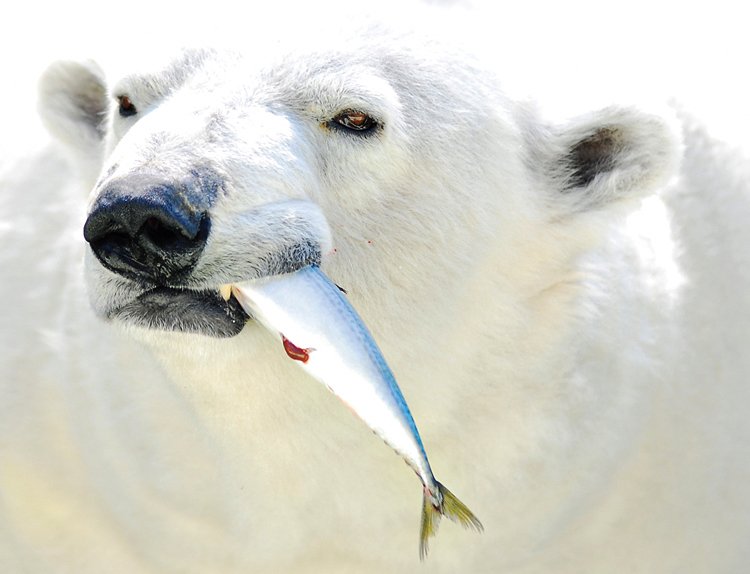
left=419, top=481, right=483, bottom=560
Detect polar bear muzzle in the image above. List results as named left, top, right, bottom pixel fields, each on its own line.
left=80, top=164, right=330, bottom=337
left=81, top=168, right=256, bottom=337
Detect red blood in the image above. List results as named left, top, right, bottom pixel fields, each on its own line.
left=282, top=335, right=313, bottom=363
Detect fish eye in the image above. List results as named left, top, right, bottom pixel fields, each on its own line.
left=117, top=94, right=137, bottom=118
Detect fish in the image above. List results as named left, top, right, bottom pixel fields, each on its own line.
left=230, top=264, right=482, bottom=558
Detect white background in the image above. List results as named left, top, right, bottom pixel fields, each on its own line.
left=1, top=0, right=748, bottom=156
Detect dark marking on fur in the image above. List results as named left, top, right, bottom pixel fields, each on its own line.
left=258, top=240, right=322, bottom=278
left=565, top=126, right=622, bottom=189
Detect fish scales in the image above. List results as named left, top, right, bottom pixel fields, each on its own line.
left=298, top=265, right=427, bottom=463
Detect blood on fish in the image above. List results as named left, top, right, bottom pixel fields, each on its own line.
left=282, top=335, right=314, bottom=363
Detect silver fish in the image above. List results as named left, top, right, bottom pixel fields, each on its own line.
left=231, top=265, right=482, bottom=558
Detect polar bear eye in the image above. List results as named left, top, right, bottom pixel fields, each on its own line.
left=117, top=95, right=137, bottom=118
left=330, top=110, right=378, bottom=133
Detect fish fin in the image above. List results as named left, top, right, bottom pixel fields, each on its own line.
left=419, top=481, right=483, bottom=560
left=438, top=481, right=484, bottom=532
left=419, top=490, right=442, bottom=560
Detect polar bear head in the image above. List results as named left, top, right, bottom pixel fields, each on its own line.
left=38, top=33, right=679, bottom=346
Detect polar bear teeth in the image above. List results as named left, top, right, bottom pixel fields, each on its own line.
left=219, top=284, right=233, bottom=301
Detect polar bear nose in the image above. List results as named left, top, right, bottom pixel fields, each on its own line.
left=83, top=176, right=212, bottom=284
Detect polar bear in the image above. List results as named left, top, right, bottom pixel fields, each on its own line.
left=2, top=14, right=749, bottom=574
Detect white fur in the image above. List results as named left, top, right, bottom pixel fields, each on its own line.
left=2, top=10, right=749, bottom=574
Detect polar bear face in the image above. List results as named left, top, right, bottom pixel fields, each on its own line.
left=38, top=36, right=679, bottom=345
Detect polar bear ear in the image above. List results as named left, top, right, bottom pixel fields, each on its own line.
left=38, top=60, right=108, bottom=154
left=544, top=106, right=680, bottom=212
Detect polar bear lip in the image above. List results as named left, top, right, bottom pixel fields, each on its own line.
left=115, top=286, right=250, bottom=337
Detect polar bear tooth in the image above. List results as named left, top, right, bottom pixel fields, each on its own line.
left=219, top=284, right=233, bottom=301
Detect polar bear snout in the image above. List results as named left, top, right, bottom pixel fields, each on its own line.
left=84, top=171, right=219, bottom=285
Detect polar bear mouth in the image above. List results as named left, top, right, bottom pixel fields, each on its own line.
left=113, top=286, right=250, bottom=337
left=82, top=185, right=328, bottom=338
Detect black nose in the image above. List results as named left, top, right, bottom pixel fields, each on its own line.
left=84, top=175, right=212, bottom=284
